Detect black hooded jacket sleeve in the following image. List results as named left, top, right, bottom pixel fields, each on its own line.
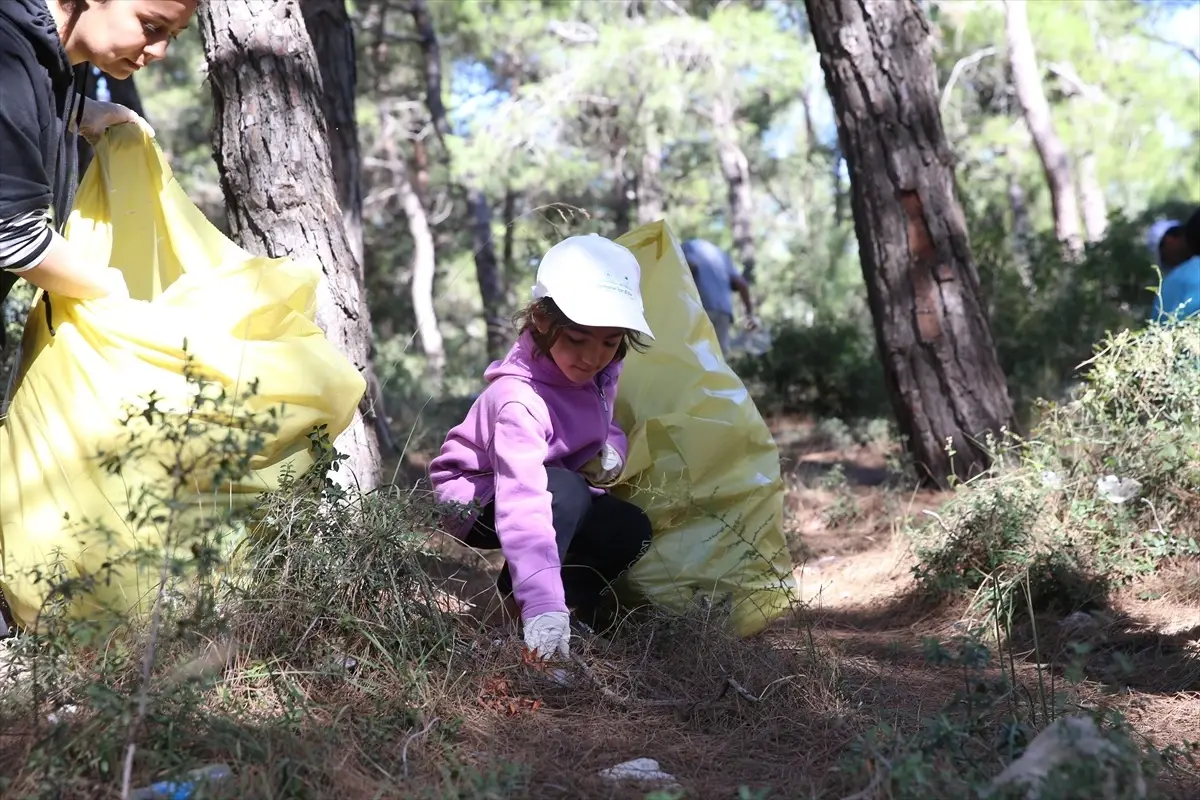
left=0, top=0, right=80, bottom=274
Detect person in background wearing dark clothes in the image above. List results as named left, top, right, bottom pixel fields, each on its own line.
left=0, top=0, right=197, bottom=638
left=0, top=0, right=197, bottom=313
left=680, top=237, right=758, bottom=357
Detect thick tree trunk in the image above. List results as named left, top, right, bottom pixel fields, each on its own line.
left=468, top=188, right=508, bottom=361
left=299, top=0, right=364, bottom=272
left=1004, top=0, right=1083, bottom=257
left=805, top=0, right=1017, bottom=488
left=301, top=0, right=395, bottom=456
left=198, top=0, right=384, bottom=491
left=713, top=93, right=757, bottom=283
left=636, top=127, right=664, bottom=226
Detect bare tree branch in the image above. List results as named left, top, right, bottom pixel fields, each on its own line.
left=1046, top=61, right=1107, bottom=104
left=939, top=46, right=996, bottom=113
left=1138, top=31, right=1200, bottom=65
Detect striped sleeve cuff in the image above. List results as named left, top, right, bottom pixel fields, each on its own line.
left=0, top=207, right=55, bottom=273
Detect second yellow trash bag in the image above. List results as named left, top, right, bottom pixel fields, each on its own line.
left=0, top=125, right=366, bottom=629
left=611, top=222, right=796, bottom=637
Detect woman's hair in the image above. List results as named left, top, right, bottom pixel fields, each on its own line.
left=513, top=297, right=649, bottom=361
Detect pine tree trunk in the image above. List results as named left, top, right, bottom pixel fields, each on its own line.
left=502, top=188, right=517, bottom=279
left=805, top=0, right=1017, bottom=487
left=1004, top=0, right=1084, bottom=257
left=299, top=0, right=364, bottom=272
left=198, top=0, right=383, bottom=491
left=713, top=93, right=757, bottom=283
left=468, top=188, right=509, bottom=362
left=301, top=0, right=395, bottom=456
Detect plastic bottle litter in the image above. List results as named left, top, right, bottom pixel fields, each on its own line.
left=129, top=763, right=232, bottom=800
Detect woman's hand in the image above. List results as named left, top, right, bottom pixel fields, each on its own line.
left=96, top=267, right=131, bottom=300
left=77, top=101, right=155, bottom=144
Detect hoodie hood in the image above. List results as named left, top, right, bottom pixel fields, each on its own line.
left=483, top=329, right=621, bottom=389
left=0, top=0, right=73, bottom=91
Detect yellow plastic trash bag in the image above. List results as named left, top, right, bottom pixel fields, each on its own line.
left=0, top=124, right=365, bottom=629
left=611, top=221, right=795, bottom=637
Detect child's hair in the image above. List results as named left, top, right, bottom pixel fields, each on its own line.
left=513, top=297, right=650, bottom=361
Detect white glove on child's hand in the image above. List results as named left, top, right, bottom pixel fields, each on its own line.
left=581, top=442, right=623, bottom=486
left=523, top=611, right=571, bottom=660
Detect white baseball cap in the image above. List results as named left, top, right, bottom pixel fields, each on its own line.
left=532, top=234, right=654, bottom=339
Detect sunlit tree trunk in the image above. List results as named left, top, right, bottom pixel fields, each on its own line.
left=805, top=0, right=1017, bottom=487
left=713, top=92, right=757, bottom=283
left=198, top=0, right=384, bottom=491
left=1004, top=0, right=1084, bottom=257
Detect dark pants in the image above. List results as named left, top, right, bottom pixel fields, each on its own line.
left=465, top=468, right=653, bottom=625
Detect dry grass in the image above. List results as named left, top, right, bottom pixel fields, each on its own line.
left=3, top=409, right=1200, bottom=799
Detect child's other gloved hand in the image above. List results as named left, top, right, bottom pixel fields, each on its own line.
left=581, top=442, right=623, bottom=486
left=523, top=611, right=570, bottom=660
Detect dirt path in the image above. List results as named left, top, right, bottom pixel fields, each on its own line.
left=403, top=414, right=1200, bottom=798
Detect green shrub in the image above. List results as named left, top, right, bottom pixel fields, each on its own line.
left=912, top=315, right=1200, bottom=626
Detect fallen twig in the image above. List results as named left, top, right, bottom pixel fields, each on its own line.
left=567, top=653, right=760, bottom=717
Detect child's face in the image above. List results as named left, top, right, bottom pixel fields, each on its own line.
left=545, top=324, right=624, bottom=384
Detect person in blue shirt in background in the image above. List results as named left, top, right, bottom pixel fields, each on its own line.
left=680, top=238, right=758, bottom=357
left=1149, top=208, right=1200, bottom=324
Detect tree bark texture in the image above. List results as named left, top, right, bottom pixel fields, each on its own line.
left=468, top=189, right=509, bottom=362
left=299, top=0, right=365, bottom=273
left=301, top=0, right=395, bottom=456
left=1004, top=0, right=1083, bottom=257
left=198, top=0, right=384, bottom=491
left=712, top=92, right=757, bottom=283
left=805, top=0, right=1017, bottom=487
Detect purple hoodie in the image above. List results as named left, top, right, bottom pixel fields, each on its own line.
left=428, top=331, right=628, bottom=620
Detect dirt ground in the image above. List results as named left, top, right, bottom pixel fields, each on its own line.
left=408, top=414, right=1200, bottom=799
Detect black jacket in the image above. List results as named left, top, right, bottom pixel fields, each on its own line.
left=0, top=0, right=86, bottom=341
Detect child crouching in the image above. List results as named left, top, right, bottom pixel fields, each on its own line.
left=428, top=234, right=655, bottom=660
